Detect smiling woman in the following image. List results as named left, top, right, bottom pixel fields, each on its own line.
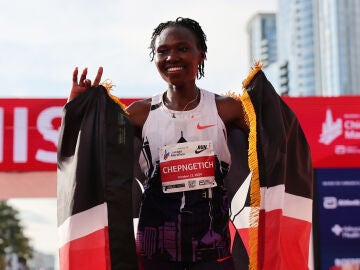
left=65, top=17, right=248, bottom=270
left=128, top=19, right=250, bottom=270
left=60, top=16, right=312, bottom=270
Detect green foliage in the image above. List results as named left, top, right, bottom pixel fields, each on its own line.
left=0, top=201, right=33, bottom=268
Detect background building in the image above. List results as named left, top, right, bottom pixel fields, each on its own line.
left=276, top=0, right=317, bottom=96
left=247, top=13, right=280, bottom=92
left=248, top=0, right=360, bottom=96
left=247, top=13, right=277, bottom=68
left=315, top=0, right=360, bottom=95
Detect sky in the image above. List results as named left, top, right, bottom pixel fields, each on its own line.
left=0, top=0, right=277, bottom=99
left=1, top=0, right=277, bottom=268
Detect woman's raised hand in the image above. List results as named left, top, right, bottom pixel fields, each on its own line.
left=68, top=67, right=103, bottom=101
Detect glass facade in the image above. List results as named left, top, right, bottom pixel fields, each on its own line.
left=247, top=13, right=277, bottom=68
left=317, top=0, right=360, bottom=95
left=277, top=0, right=316, bottom=96
left=248, top=0, right=360, bottom=96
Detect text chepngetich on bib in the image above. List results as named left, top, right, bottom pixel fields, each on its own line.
left=159, top=140, right=217, bottom=193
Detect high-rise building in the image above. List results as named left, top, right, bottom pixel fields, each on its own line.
left=248, top=1, right=360, bottom=96
left=247, top=13, right=279, bottom=92
left=277, top=0, right=360, bottom=96
left=315, top=0, right=360, bottom=95
left=247, top=13, right=277, bottom=68
left=277, top=0, right=317, bottom=96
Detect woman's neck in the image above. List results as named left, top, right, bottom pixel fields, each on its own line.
left=164, top=84, right=200, bottom=111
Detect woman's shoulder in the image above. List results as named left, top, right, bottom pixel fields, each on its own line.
left=126, top=98, right=152, bottom=132
left=126, top=98, right=152, bottom=112
left=215, top=93, right=242, bottom=111
left=214, top=92, right=249, bottom=132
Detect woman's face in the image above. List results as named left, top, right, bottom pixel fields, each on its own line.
left=154, top=26, right=204, bottom=86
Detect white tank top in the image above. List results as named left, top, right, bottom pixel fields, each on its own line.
left=139, top=88, right=231, bottom=179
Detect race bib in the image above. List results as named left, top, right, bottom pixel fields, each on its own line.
left=159, top=141, right=216, bottom=193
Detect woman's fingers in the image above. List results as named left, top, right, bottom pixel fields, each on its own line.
left=72, top=67, right=79, bottom=85
left=78, top=68, right=88, bottom=86
left=72, top=67, right=102, bottom=88
left=84, top=79, right=92, bottom=88
left=68, top=67, right=104, bottom=102
left=93, top=67, right=103, bottom=86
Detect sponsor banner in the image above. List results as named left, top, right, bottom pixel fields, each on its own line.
left=314, top=168, right=360, bottom=270
left=0, top=98, right=138, bottom=171
left=283, top=96, right=360, bottom=168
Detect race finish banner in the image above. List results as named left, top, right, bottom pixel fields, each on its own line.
left=0, top=97, right=138, bottom=199
left=283, top=96, right=360, bottom=168
left=314, top=168, right=360, bottom=269
left=0, top=98, right=65, bottom=171
left=0, top=98, right=138, bottom=172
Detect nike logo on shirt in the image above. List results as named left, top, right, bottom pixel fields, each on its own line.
left=195, top=145, right=208, bottom=154
left=197, top=123, right=216, bottom=130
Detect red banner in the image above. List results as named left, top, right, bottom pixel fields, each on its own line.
left=283, top=96, right=360, bottom=168
left=0, top=96, right=359, bottom=171
left=0, top=98, right=138, bottom=172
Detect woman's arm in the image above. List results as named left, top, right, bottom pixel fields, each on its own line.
left=125, top=99, right=152, bottom=138
left=216, top=95, right=250, bottom=134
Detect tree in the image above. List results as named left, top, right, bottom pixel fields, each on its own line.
left=0, top=201, right=33, bottom=269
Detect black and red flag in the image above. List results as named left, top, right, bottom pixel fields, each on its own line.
left=227, top=66, right=313, bottom=270
left=57, top=86, right=138, bottom=270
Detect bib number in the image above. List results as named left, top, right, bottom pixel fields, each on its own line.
left=159, top=141, right=216, bottom=193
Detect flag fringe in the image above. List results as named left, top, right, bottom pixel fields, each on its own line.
left=242, top=62, right=262, bottom=270
left=227, top=62, right=262, bottom=270
left=240, top=90, right=260, bottom=270
left=101, top=79, right=129, bottom=114
left=242, top=61, right=263, bottom=89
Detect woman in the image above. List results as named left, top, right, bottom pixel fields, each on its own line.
left=69, top=17, right=248, bottom=270
left=67, top=17, right=313, bottom=270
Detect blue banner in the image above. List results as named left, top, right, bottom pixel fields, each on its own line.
left=314, top=168, right=360, bottom=269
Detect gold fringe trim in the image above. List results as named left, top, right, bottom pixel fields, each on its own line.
left=243, top=61, right=262, bottom=270
left=228, top=60, right=262, bottom=270
left=101, top=79, right=129, bottom=115
left=227, top=90, right=260, bottom=270
left=242, top=61, right=263, bottom=89
left=240, top=90, right=260, bottom=270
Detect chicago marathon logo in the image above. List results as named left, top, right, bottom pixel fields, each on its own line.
left=319, top=109, right=342, bottom=145
left=163, top=149, right=170, bottom=160
left=319, top=108, right=360, bottom=146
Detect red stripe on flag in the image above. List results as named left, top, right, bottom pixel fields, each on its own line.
left=59, top=227, right=111, bottom=270
left=228, top=221, right=250, bottom=255
left=238, top=228, right=250, bottom=255
left=258, top=209, right=312, bottom=270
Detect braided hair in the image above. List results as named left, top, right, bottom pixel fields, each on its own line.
left=149, top=17, right=207, bottom=79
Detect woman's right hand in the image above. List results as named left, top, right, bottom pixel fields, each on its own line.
left=68, top=67, right=103, bottom=102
